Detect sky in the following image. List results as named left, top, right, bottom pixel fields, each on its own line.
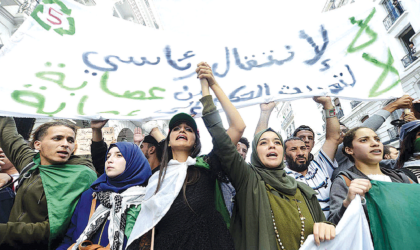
left=148, top=0, right=346, bottom=161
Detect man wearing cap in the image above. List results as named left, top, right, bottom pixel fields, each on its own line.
left=134, top=127, right=163, bottom=173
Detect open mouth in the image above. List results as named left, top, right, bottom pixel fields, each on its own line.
left=297, top=157, right=306, bottom=163
left=370, top=149, right=382, bottom=154
left=176, top=135, right=187, bottom=141
left=266, top=152, right=278, bottom=158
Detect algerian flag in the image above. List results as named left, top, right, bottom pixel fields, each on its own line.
left=366, top=180, right=420, bottom=250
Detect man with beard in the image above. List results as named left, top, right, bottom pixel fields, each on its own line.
left=284, top=137, right=310, bottom=173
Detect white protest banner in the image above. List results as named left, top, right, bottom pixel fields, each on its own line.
left=0, top=0, right=404, bottom=120
left=300, top=195, right=373, bottom=250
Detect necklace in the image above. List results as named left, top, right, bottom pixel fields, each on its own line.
left=270, top=197, right=306, bottom=249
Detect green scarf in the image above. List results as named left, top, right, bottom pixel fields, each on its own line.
left=195, top=155, right=231, bottom=228
left=251, top=128, right=298, bottom=196
left=125, top=205, right=141, bottom=238
left=31, top=154, right=97, bottom=249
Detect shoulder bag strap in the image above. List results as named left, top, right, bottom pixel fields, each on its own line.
left=0, top=161, right=35, bottom=192
left=15, top=161, right=36, bottom=191
left=89, top=197, right=97, bottom=220
left=339, top=175, right=351, bottom=187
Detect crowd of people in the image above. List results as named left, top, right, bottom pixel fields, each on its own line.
left=0, top=61, right=419, bottom=249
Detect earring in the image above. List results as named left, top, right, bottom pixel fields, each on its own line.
left=168, top=143, right=171, bottom=147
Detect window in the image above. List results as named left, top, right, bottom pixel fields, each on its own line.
left=399, top=25, right=418, bottom=68
left=382, top=0, right=405, bottom=30
left=361, top=115, right=369, bottom=123
left=329, top=0, right=336, bottom=10
left=351, top=101, right=361, bottom=109
left=334, top=98, right=345, bottom=119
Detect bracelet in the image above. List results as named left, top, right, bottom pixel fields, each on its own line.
left=323, top=108, right=336, bottom=118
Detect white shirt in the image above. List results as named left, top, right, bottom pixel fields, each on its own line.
left=285, top=149, right=338, bottom=218
left=367, top=174, right=392, bottom=182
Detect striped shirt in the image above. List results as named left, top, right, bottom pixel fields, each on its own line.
left=285, top=149, right=338, bottom=218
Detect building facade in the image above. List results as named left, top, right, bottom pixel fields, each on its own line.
left=275, top=101, right=296, bottom=139
left=313, top=0, right=420, bottom=153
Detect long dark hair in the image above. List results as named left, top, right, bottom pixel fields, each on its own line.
left=397, top=126, right=420, bottom=169
left=155, top=125, right=202, bottom=207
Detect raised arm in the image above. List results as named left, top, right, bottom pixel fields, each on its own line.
left=315, top=97, right=341, bottom=161
left=254, top=102, right=276, bottom=136
left=197, top=62, right=252, bottom=190
left=90, top=120, right=109, bottom=175
left=0, top=117, right=35, bottom=173
left=142, top=121, right=166, bottom=143
left=197, top=62, right=246, bottom=145
left=362, top=94, right=413, bottom=130
left=133, top=127, right=145, bottom=146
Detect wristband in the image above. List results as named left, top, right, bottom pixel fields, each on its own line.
left=323, top=108, right=336, bottom=118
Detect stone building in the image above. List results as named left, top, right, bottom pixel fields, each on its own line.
left=313, top=0, right=420, bottom=152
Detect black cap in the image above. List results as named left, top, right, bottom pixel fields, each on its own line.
left=143, top=135, right=159, bottom=147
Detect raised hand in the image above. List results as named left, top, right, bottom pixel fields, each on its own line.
left=403, top=111, right=417, bottom=122
left=133, top=127, right=145, bottom=146
left=91, top=120, right=109, bottom=130
left=393, top=94, right=414, bottom=110
left=196, top=62, right=217, bottom=87
left=260, top=102, right=276, bottom=112
left=313, top=96, right=332, bottom=105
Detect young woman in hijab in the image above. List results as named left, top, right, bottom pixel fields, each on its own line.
left=127, top=62, right=245, bottom=250
left=195, top=63, right=335, bottom=250
left=328, top=127, right=413, bottom=225
left=57, top=142, right=151, bottom=250
left=396, top=120, right=420, bottom=182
